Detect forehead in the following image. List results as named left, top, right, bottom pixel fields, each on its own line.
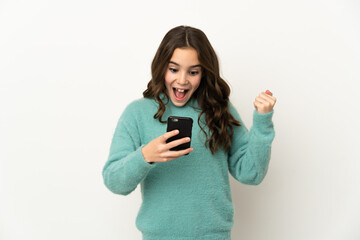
left=169, top=48, right=200, bottom=66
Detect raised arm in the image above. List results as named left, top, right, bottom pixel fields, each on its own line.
left=228, top=91, right=276, bottom=185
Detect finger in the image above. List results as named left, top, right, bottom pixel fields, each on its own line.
left=264, top=92, right=277, bottom=103
left=259, top=92, right=276, bottom=101
left=258, top=93, right=276, bottom=105
left=161, top=130, right=179, bottom=142
left=254, top=101, right=263, bottom=109
left=256, top=98, right=273, bottom=110
left=255, top=96, right=276, bottom=112
left=255, top=96, right=268, bottom=105
left=255, top=96, right=271, bottom=108
left=165, top=137, right=191, bottom=150
left=159, top=157, right=174, bottom=162
left=265, top=90, right=273, bottom=96
left=163, top=147, right=194, bottom=159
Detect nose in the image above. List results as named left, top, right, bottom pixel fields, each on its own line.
left=177, top=71, right=188, bottom=85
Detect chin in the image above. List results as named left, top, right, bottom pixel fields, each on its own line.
left=170, top=98, right=188, bottom=107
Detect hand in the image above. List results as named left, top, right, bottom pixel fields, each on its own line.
left=141, top=130, right=193, bottom=163
left=254, top=90, right=277, bottom=114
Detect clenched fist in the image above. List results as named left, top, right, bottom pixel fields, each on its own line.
left=254, top=90, right=277, bottom=114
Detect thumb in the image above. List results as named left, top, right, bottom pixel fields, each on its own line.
left=265, top=90, right=273, bottom=96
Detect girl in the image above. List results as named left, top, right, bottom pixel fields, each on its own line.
left=103, top=25, right=277, bottom=240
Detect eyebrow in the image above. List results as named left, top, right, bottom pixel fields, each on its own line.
left=169, top=61, right=201, bottom=68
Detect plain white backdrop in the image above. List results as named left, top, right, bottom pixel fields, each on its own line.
left=1, top=0, right=359, bottom=239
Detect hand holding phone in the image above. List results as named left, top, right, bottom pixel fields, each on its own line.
left=141, top=116, right=193, bottom=163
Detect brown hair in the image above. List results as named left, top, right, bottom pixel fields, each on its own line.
left=143, top=25, right=240, bottom=154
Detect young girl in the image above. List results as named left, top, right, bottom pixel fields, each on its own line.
left=103, top=25, right=277, bottom=240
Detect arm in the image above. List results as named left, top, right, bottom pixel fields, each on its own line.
left=102, top=104, right=155, bottom=195
left=102, top=101, right=192, bottom=195
left=228, top=105, right=275, bottom=185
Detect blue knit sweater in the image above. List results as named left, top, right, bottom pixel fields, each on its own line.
left=102, top=96, right=275, bottom=240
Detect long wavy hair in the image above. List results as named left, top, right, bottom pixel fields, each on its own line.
left=143, top=25, right=240, bottom=154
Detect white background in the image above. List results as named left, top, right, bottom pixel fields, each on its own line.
left=1, top=0, right=359, bottom=239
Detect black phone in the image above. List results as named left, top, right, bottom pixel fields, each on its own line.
left=166, top=116, right=193, bottom=152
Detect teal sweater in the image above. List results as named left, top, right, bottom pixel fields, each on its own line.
left=102, top=96, right=275, bottom=240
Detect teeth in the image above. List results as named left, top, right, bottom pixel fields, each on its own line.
left=177, top=89, right=185, bottom=93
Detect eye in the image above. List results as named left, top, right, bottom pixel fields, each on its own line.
left=189, top=70, right=199, bottom=76
left=169, top=67, right=178, bottom=73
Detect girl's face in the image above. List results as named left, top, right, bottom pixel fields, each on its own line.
left=164, top=48, right=202, bottom=107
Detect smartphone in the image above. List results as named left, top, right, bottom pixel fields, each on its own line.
left=166, top=116, right=193, bottom=152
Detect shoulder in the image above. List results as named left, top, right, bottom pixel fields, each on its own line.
left=126, top=97, right=157, bottom=111
left=120, top=97, right=158, bottom=120
left=228, top=101, right=242, bottom=122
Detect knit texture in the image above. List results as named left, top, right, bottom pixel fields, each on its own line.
left=102, top=96, right=275, bottom=240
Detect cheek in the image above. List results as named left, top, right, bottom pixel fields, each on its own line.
left=192, top=76, right=201, bottom=91
left=164, top=71, right=172, bottom=87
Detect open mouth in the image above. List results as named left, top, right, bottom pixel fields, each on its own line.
left=173, top=88, right=189, bottom=101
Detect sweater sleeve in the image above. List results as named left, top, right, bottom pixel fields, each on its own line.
left=228, top=104, right=275, bottom=185
left=102, top=102, right=156, bottom=195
